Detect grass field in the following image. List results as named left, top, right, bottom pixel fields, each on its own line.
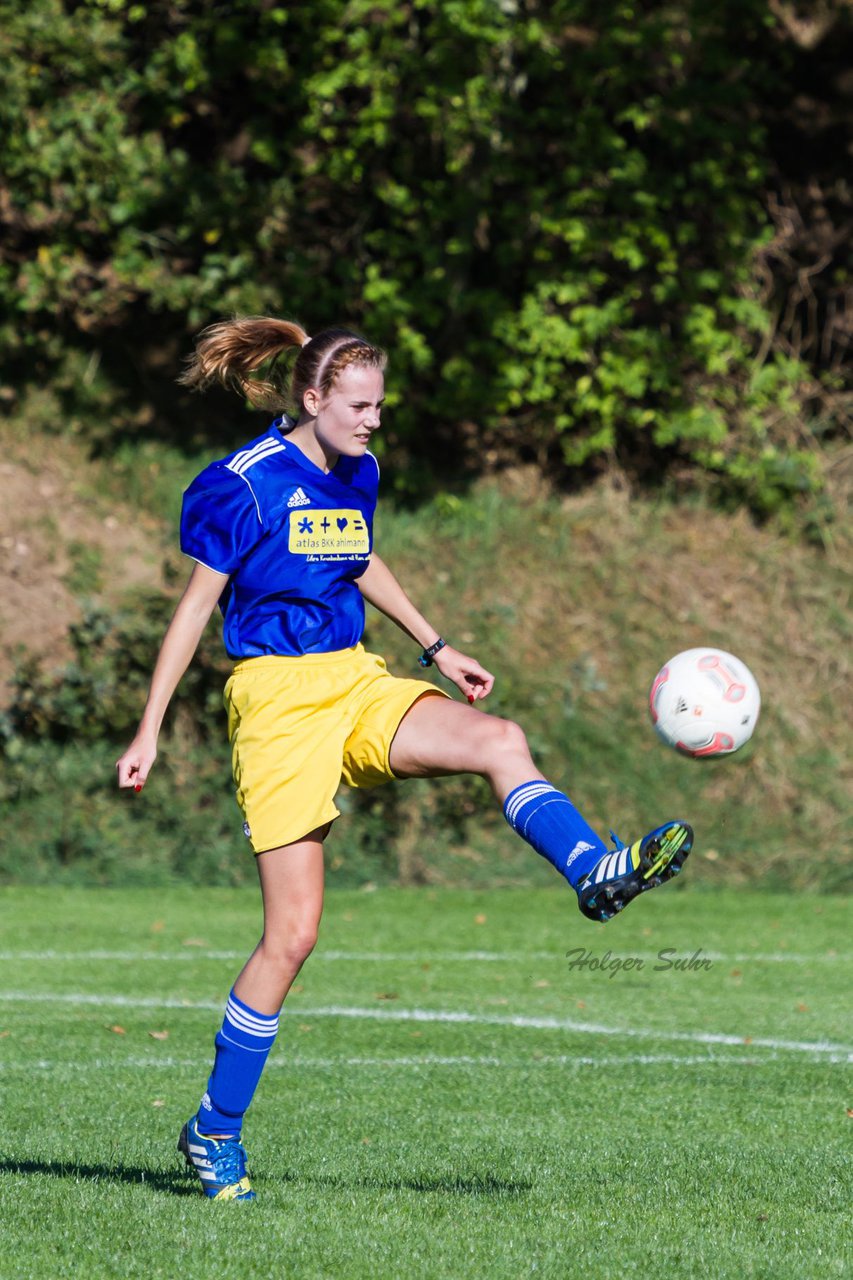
left=0, top=885, right=850, bottom=1279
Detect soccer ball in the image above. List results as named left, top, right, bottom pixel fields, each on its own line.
left=649, top=648, right=761, bottom=758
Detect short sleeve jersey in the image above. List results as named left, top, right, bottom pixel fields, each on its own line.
left=180, top=420, right=380, bottom=658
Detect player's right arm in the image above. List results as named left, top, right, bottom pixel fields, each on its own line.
left=115, top=562, right=228, bottom=790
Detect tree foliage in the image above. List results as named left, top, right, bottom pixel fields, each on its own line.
left=1, top=0, right=850, bottom=525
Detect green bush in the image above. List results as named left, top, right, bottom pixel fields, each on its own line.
left=1, top=0, right=845, bottom=527
left=0, top=593, right=497, bottom=887
left=3, top=596, right=229, bottom=744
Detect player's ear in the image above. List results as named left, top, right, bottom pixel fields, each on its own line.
left=302, top=386, right=321, bottom=417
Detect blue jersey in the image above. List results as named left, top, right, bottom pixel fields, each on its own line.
left=180, top=421, right=379, bottom=658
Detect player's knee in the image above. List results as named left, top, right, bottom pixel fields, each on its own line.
left=286, top=923, right=319, bottom=968
left=261, top=922, right=319, bottom=974
left=481, top=716, right=530, bottom=769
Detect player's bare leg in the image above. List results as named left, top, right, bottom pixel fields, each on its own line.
left=233, top=831, right=327, bottom=1014
left=389, top=695, right=544, bottom=801
left=179, top=830, right=326, bottom=1201
left=389, top=695, right=692, bottom=922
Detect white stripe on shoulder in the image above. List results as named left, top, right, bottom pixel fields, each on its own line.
left=366, top=450, right=380, bottom=482
left=225, top=442, right=271, bottom=474
left=227, top=438, right=286, bottom=476
left=226, top=436, right=282, bottom=470
left=227, top=443, right=286, bottom=476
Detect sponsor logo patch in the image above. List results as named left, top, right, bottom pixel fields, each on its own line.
left=288, top=509, right=369, bottom=556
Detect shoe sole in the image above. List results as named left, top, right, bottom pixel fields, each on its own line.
left=578, top=822, right=693, bottom=922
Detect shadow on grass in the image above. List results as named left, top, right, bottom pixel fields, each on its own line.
left=0, top=1159, right=195, bottom=1197
left=0, top=1159, right=531, bottom=1198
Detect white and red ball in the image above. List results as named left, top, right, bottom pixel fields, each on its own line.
left=649, top=648, right=760, bottom=758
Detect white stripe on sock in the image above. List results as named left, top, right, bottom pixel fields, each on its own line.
left=224, top=1014, right=278, bottom=1042
left=219, top=1030, right=276, bottom=1053
left=225, top=1000, right=278, bottom=1032
left=505, top=783, right=558, bottom=826
left=226, top=995, right=278, bottom=1025
left=506, top=781, right=555, bottom=811
left=509, top=781, right=555, bottom=804
left=225, top=999, right=279, bottom=1038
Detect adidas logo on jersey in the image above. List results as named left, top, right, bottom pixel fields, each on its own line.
left=287, top=487, right=311, bottom=508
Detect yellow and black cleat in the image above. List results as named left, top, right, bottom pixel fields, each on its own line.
left=577, top=822, right=694, bottom=923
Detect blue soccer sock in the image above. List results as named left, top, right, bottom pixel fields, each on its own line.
left=196, top=989, right=279, bottom=1137
left=504, top=780, right=608, bottom=889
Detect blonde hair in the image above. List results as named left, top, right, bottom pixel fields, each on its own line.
left=178, top=316, right=387, bottom=413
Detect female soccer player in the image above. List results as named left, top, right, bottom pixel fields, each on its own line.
left=116, top=317, right=693, bottom=1202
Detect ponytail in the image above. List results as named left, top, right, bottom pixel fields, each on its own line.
left=179, top=316, right=386, bottom=415
left=178, top=316, right=309, bottom=411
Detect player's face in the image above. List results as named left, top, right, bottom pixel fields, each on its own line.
left=314, top=366, right=385, bottom=458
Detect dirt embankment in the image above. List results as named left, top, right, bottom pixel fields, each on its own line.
left=0, top=438, right=165, bottom=700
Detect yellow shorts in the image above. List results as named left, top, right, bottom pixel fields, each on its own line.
left=223, top=645, right=448, bottom=853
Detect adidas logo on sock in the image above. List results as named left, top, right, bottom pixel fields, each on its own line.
left=566, top=840, right=595, bottom=867
left=287, top=487, right=310, bottom=508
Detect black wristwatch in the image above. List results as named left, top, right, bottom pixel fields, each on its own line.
left=418, top=637, right=446, bottom=667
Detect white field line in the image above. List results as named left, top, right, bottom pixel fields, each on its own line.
left=0, top=1052, right=819, bottom=1073
left=1, top=992, right=851, bottom=1062
left=0, top=948, right=847, bottom=965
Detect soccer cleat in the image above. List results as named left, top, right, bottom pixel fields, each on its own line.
left=177, top=1113, right=256, bottom=1202
left=577, top=821, right=693, bottom=923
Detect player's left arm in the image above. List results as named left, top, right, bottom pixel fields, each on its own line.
left=356, top=552, right=494, bottom=701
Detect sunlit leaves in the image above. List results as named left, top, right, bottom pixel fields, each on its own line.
left=0, top=0, right=834, bottom=524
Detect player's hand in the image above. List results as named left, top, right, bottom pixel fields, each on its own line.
left=116, top=732, right=158, bottom=792
left=432, top=645, right=495, bottom=703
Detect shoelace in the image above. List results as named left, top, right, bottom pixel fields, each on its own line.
left=608, top=828, right=625, bottom=853
left=209, top=1136, right=250, bottom=1184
